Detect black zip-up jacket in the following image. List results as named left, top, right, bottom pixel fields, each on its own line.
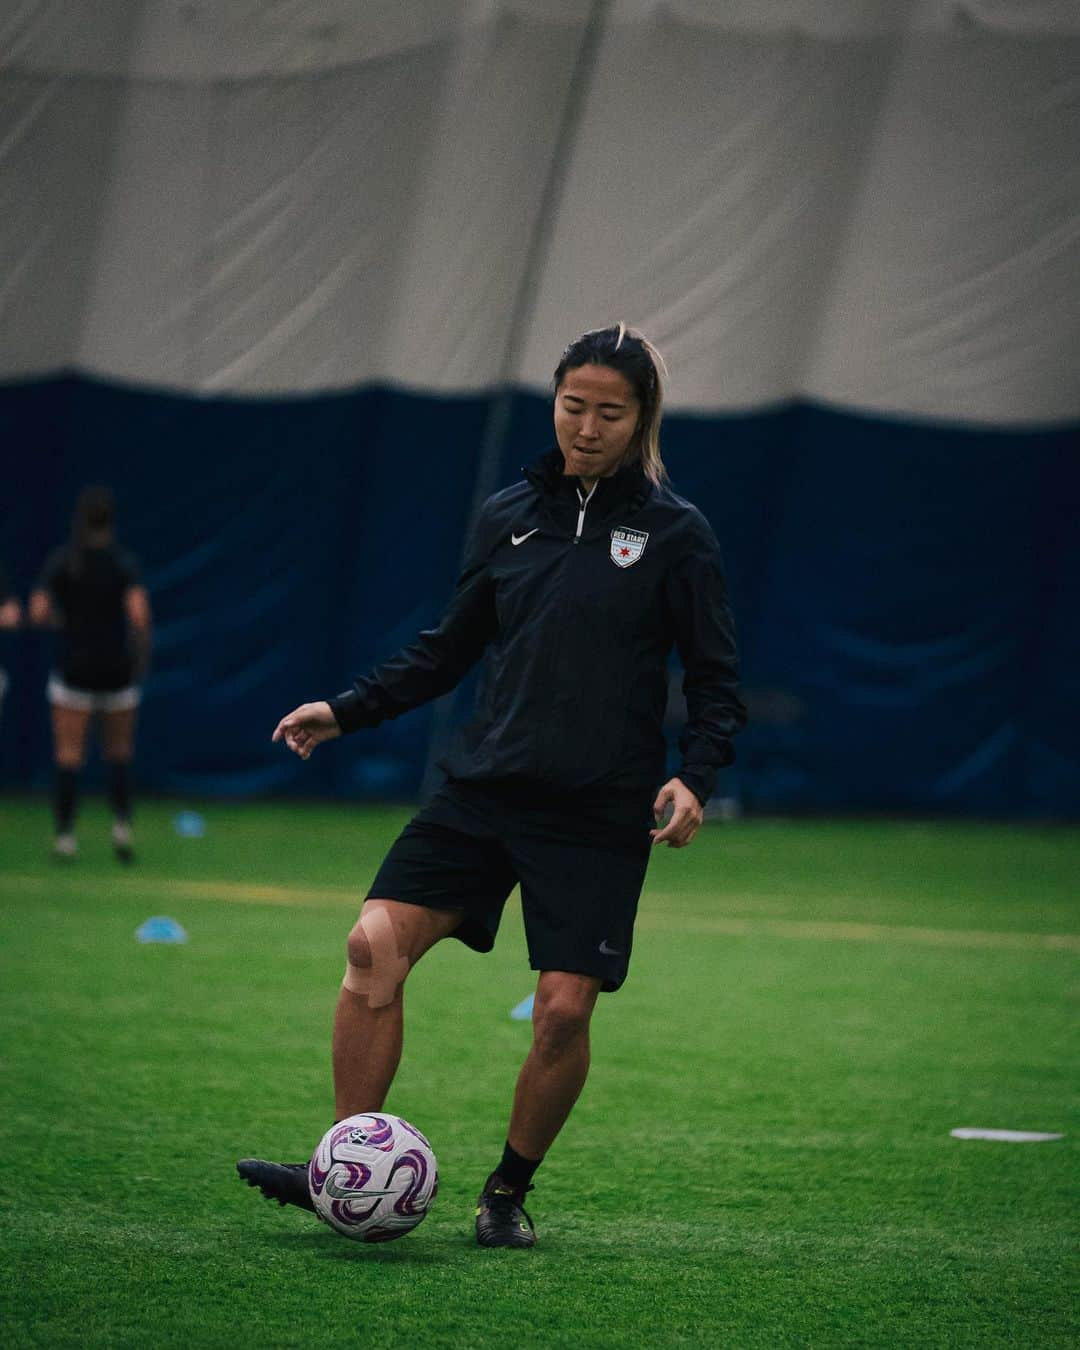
left=329, top=448, right=746, bottom=808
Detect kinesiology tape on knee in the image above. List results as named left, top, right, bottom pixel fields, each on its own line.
left=341, top=907, right=409, bottom=1008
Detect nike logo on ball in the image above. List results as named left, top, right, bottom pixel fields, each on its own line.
left=598, top=940, right=623, bottom=957
left=511, top=529, right=539, bottom=546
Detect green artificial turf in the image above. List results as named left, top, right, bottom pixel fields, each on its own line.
left=0, top=797, right=1076, bottom=1348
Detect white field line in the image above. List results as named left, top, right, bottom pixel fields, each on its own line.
left=4, top=874, right=1078, bottom=954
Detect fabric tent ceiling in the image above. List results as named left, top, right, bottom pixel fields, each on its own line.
left=1, top=0, right=1077, bottom=423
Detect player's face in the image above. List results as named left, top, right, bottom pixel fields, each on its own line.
left=554, top=364, right=641, bottom=484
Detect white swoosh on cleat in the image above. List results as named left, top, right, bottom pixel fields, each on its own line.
left=511, top=529, right=539, bottom=546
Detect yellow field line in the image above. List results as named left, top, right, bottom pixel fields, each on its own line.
left=3, top=872, right=1077, bottom=953
left=0, top=872, right=358, bottom=907
left=635, top=911, right=1080, bottom=953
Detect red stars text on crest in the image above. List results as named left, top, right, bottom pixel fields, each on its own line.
left=610, top=527, right=649, bottom=569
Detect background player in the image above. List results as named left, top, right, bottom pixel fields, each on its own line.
left=30, top=486, right=152, bottom=861
left=0, top=557, right=20, bottom=724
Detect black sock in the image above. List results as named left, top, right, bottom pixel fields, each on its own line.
left=108, top=761, right=132, bottom=822
left=494, top=1141, right=542, bottom=1192
left=54, top=768, right=78, bottom=834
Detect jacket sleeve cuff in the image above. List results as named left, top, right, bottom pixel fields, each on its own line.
left=674, top=765, right=715, bottom=807
left=327, top=690, right=374, bottom=734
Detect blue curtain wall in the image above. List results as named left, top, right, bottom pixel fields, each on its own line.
left=3, top=375, right=1078, bottom=816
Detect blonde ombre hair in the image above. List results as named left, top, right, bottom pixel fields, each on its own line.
left=553, top=324, right=669, bottom=485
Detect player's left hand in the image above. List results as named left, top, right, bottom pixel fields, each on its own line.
left=650, top=777, right=703, bottom=848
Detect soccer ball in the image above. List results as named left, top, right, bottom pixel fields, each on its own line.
left=308, top=1113, right=438, bottom=1243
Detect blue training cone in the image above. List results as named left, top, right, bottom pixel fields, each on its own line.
left=510, top=993, right=534, bottom=1020
left=136, top=916, right=188, bottom=944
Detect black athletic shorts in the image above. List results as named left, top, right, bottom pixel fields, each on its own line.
left=366, top=778, right=653, bottom=992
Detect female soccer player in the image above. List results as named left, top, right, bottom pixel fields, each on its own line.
left=239, top=325, right=746, bottom=1247
left=30, top=486, right=152, bottom=861
left=0, top=558, right=21, bottom=725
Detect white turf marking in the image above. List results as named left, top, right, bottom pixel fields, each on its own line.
left=950, top=1128, right=1064, bottom=1143
left=4, top=874, right=1079, bottom=953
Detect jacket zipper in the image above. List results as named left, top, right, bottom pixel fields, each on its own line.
left=574, top=483, right=597, bottom=543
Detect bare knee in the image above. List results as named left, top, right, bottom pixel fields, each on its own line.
left=345, top=920, right=373, bottom=972
left=342, top=901, right=461, bottom=1009
left=532, top=983, right=597, bottom=1063
left=102, top=710, right=136, bottom=763
left=342, top=903, right=415, bottom=1009
left=52, top=707, right=91, bottom=768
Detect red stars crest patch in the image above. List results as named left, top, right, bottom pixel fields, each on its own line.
left=610, top=527, right=648, bottom=568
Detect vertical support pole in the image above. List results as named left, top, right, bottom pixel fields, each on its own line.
left=420, top=0, right=612, bottom=798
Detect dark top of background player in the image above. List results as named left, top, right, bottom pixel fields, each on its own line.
left=0, top=558, right=20, bottom=629
left=31, top=486, right=151, bottom=690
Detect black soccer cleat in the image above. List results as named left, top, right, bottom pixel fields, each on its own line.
left=236, top=1159, right=316, bottom=1213
left=475, top=1174, right=536, bottom=1248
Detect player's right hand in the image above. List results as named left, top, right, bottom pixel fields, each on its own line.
left=272, top=701, right=341, bottom=759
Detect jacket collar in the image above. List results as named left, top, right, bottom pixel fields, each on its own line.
left=524, top=446, right=651, bottom=516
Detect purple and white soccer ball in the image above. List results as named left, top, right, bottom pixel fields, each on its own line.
left=308, top=1113, right=438, bottom=1243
